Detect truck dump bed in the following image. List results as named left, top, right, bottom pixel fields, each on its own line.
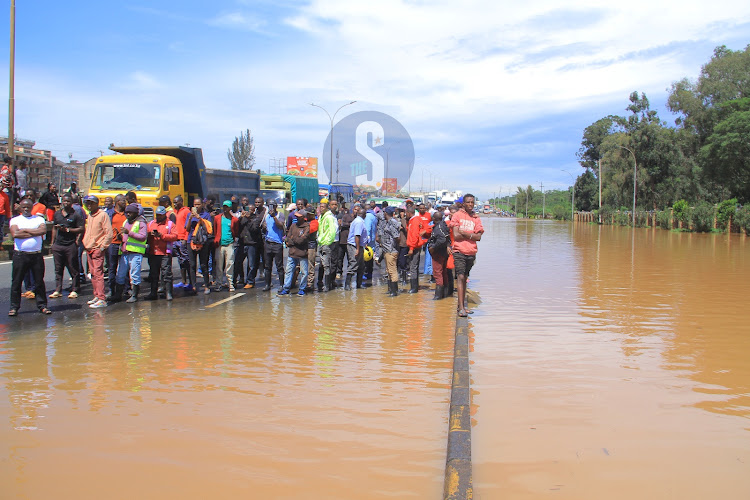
left=110, top=146, right=260, bottom=202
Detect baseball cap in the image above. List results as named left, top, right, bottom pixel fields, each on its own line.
left=155, top=206, right=167, bottom=215
left=405, top=198, right=414, bottom=203
left=384, top=206, right=396, bottom=215
left=125, top=203, right=140, bottom=213
left=320, top=197, right=329, bottom=204
left=223, top=200, right=233, bottom=207
left=83, top=195, right=99, bottom=203
left=158, top=195, right=171, bottom=203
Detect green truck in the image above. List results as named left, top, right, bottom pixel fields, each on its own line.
left=260, top=175, right=320, bottom=209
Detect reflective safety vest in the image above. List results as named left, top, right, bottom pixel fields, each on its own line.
left=123, top=220, right=147, bottom=254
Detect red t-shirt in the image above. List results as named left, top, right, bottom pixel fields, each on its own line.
left=175, top=206, right=190, bottom=240
left=111, top=211, right=127, bottom=244
left=449, top=210, right=484, bottom=256
left=0, top=191, right=9, bottom=216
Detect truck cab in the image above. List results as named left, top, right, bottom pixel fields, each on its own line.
left=91, top=146, right=260, bottom=220
left=90, top=153, right=184, bottom=219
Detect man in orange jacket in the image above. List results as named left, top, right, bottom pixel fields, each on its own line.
left=144, top=206, right=178, bottom=301
left=406, top=202, right=432, bottom=293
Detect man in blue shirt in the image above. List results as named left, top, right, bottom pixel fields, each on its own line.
left=345, top=206, right=369, bottom=290
left=262, top=201, right=286, bottom=292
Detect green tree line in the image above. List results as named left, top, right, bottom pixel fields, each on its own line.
left=488, top=186, right=577, bottom=219
left=574, top=44, right=750, bottom=213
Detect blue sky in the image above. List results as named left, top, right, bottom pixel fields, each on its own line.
left=1, top=0, right=749, bottom=201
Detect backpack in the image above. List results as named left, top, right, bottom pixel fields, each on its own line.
left=191, top=218, right=213, bottom=250
left=429, top=221, right=449, bottom=251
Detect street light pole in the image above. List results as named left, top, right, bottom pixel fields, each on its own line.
left=598, top=159, right=602, bottom=224
left=310, top=100, right=356, bottom=186
left=8, top=0, right=16, bottom=202
left=618, top=145, right=637, bottom=227
left=562, top=170, right=575, bottom=223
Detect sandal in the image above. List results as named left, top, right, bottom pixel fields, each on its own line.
left=457, top=309, right=468, bottom=318
left=464, top=308, right=474, bottom=314
left=40, top=308, right=52, bottom=315
left=8, top=309, right=17, bottom=317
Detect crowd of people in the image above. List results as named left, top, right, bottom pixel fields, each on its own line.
left=6, top=174, right=484, bottom=317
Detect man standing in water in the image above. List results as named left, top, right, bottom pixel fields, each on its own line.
left=449, top=193, right=484, bottom=317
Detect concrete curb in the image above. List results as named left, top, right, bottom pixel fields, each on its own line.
left=444, top=317, right=472, bottom=499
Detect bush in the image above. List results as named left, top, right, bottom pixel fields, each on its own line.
left=716, top=198, right=738, bottom=230
left=614, top=211, right=630, bottom=226
left=656, top=209, right=671, bottom=230
left=673, top=199, right=690, bottom=226
left=551, top=204, right=569, bottom=220
left=634, top=211, right=648, bottom=227
left=691, top=201, right=715, bottom=232
left=599, top=206, right=614, bottom=224
left=735, top=206, right=750, bottom=235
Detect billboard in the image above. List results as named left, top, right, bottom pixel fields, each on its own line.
left=381, top=178, right=398, bottom=194
left=286, top=157, right=318, bottom=178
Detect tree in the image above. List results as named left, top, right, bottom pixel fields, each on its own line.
left=699, top=100, right=750, bottom=202
left=668, top=45, right=750, bottom=199
left=577, top=115, right=624, bottom=174
left=227, top=129, right=255, bottom=171
left=575, top=170, right=598, bottom=211
left=668, top=45, right=750, bottom=138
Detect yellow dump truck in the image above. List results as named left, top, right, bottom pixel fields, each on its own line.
left=90, top=146, right=260, bottom=219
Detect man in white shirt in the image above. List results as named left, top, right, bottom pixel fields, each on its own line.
left=9, top=199, right=51, bottom=316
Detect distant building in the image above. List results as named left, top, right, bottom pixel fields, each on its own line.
left=0, top=136, right=84, bottom=194
left=51, top=159, right=82, bottom=192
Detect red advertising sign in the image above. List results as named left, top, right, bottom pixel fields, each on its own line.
left=381, top=178, right=398, bottom=194
left=286, top=157, right=318, bottom=178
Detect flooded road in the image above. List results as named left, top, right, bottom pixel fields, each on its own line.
left=471, top=220, right=750, bottom=499
left=0, top=279, right=455, bottom=498
left=2, top=219, right=749, bottom=499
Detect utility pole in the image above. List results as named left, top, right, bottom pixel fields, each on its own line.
left=336, top=149, right=340, bottom=183
left=8, top=0, right=16, bottom=206
left=540, top=181, right=545, bottom=220
left=598, top=159, right=602, bottom=224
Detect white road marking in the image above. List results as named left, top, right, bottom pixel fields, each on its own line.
left=205, top=293, right=246, bottom=309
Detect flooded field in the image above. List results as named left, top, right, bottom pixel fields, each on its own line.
left=1, top=218, right=749, bottom=499
left=471, top=220, right=750, bottom=499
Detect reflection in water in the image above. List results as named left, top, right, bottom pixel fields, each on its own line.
left=471, top=219, right=750, bottom=499
left=0, top=286, right=455, bottom=498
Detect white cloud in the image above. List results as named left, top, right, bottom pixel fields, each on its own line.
left=208, top=11, right=268, bottom=32
left=6, top=0, right=750, bottom=196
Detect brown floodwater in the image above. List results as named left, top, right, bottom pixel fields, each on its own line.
left=2, top=219, right=749, bottom=499
left=0, top=279, right=456, bottom=498
left=470, top=219, right=750, bottom=499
